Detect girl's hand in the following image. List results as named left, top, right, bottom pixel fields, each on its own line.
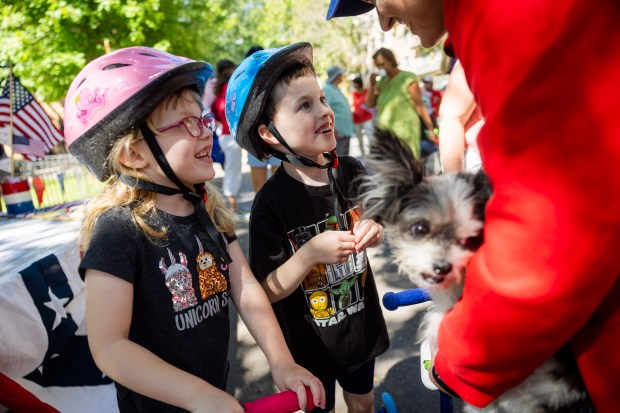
left=190, top=387, right=244, bottom=413
left=352, top=219, right=385, bottom=252
left=306, top=231, right=356, bottom=264
left=271, top=361, right=326, bottom=411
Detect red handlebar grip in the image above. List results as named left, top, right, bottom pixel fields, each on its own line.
left=243, top=387, right=315, bottom=413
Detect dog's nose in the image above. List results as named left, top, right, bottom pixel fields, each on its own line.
left=433, top=261, right=453, bottom=275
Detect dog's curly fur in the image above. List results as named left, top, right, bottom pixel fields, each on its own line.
left=358, top=129, right=589, bottom=413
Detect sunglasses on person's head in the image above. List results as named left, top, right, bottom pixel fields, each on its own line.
left=157, top=113, right=216, bottom=137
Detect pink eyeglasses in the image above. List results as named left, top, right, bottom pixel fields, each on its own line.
left=157, top=113, right=216, bottom=137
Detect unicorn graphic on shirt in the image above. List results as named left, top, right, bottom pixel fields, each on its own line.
left=159, top=249, right=198, bottom=312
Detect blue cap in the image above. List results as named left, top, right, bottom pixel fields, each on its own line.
left=326, top=0, right=375, bottom=20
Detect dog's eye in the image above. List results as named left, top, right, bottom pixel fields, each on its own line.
left=410, top=221, right=430, bottom=238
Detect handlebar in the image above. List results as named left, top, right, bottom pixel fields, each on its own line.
left=243, top=386, right=315, bottom=413
left=382, top=288, right=432, bottom=311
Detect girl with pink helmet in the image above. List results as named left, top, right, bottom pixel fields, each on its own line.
left=64, top=46, right=324, bottom=412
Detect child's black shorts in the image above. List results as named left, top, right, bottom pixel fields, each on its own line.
left=311, top=359, right=375, bottom=412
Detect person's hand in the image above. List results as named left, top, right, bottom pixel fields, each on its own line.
left=428, top=129, right=439, bottom=145
left=352, top=219, right=384, bottom=252
left=190, top=387, right=244, bottom=413
left=271, top=361, right=326, bottom=411
left=369, top=72, right=378, bottom=86
left=306, top=231, right=356, bottom=265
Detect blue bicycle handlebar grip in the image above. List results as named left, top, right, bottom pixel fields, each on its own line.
left=382, top=288, right=432, bottom=311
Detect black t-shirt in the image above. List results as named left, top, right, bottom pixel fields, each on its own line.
left=80, top=207, right=235, bottom=412
left=249, top=156, right=390, bottom=378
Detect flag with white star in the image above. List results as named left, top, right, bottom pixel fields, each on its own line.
left=0, top=243, right=116, bottom=412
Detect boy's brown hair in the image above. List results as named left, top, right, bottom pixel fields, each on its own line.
left=262, top=62, right=316, bottom=127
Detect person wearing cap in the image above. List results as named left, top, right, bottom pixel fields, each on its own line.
left=324, top=65, right=354, bottom=156
left=367, top=47, right=437, bottom=159
left=326, top=1, right=620, bottom=412
left=64, top=46, right=324, bottom=412
left=226, top=42, right=389, bottom=413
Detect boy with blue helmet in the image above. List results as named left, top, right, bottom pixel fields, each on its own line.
left=226, top=42, right=390, bottom=413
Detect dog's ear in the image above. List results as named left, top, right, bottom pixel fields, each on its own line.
left=367, top=128, right=425, bottom=184
left=358, top=128, right=424, bottom=223
left=468, top=169, right=492, bottom=221
left=472, top=169, right=492, bottom=203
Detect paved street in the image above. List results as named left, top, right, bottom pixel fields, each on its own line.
left=217, top=139, right=464, bottom=413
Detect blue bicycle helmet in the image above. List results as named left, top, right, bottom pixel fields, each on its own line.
left=226, top=42, right=313, bottom=160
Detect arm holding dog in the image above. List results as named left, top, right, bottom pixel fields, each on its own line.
left=432, top=1, right=620, bottom=409
left=327, top=0, right=620, bottom=411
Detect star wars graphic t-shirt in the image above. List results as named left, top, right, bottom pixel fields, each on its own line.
left=80, top=206, right=234, bottom=412
left=249, top=156, right=390, bottom=378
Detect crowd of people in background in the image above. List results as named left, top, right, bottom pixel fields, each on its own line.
left=201, top=43, right=455, bottom=219
left=207, top=45, right=454, bottom=215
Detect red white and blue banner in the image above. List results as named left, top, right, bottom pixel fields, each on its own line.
left=0, top=218, right=117, bottom=412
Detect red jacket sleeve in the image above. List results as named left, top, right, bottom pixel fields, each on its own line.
left=436, top=0, right=620, bottom=409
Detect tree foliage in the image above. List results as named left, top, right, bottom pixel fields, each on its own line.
left=0, top=0, right=365, bottom=103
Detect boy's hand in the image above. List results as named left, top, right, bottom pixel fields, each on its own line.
left=352, top=219, right=384, bottom=252
left=307, top=231, right=356, bottom=264
left=271, top=361, right=326, bottom=411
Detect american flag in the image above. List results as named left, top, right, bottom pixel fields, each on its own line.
left=0, top=76, right=64, bottom=161
left=12, top=134, right=48, bottom=159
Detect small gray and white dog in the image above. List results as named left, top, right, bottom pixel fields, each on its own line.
left=358, top=129, right=589, bottom=413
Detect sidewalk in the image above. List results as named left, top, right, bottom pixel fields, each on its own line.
left=219, top=139, right=463, bottom=412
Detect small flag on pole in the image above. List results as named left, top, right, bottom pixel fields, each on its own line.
left=12, top=134, right=48, bottom=160
left=0, top=77, right=64, bottom=161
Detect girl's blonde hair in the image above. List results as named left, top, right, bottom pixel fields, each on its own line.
left=79, top=88, right=235, bottom=252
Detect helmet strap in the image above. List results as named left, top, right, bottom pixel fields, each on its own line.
left=140, top=125, right=199, bottom=201
left=267, top=121, right=331, bottom=169
left=266, top=121, right=349, bottom=230
left=118, top=173, right=181, bottom=196
left=138, top=124, right=232, bottom=265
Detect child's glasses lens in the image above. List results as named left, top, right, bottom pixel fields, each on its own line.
left=202, top=113, right=216, bottom=132
left=158, top=113, right=215, bottom=137
left=184, top=113, right=216, bottom=137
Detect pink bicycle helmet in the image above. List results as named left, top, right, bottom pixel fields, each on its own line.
left=64, top=46, right=212, bottom=181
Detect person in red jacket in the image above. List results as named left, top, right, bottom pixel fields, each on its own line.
left=351, top=76, right=374, bottom=156
left=327, top=1, right=620, bottom=411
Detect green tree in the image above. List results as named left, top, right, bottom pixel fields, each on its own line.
left=0, top=0, right=366, bottom=103
left=0, top=0, right=243, bottom=101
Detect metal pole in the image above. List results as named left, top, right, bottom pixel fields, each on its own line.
left=7, top=61, right=15, bottom=177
